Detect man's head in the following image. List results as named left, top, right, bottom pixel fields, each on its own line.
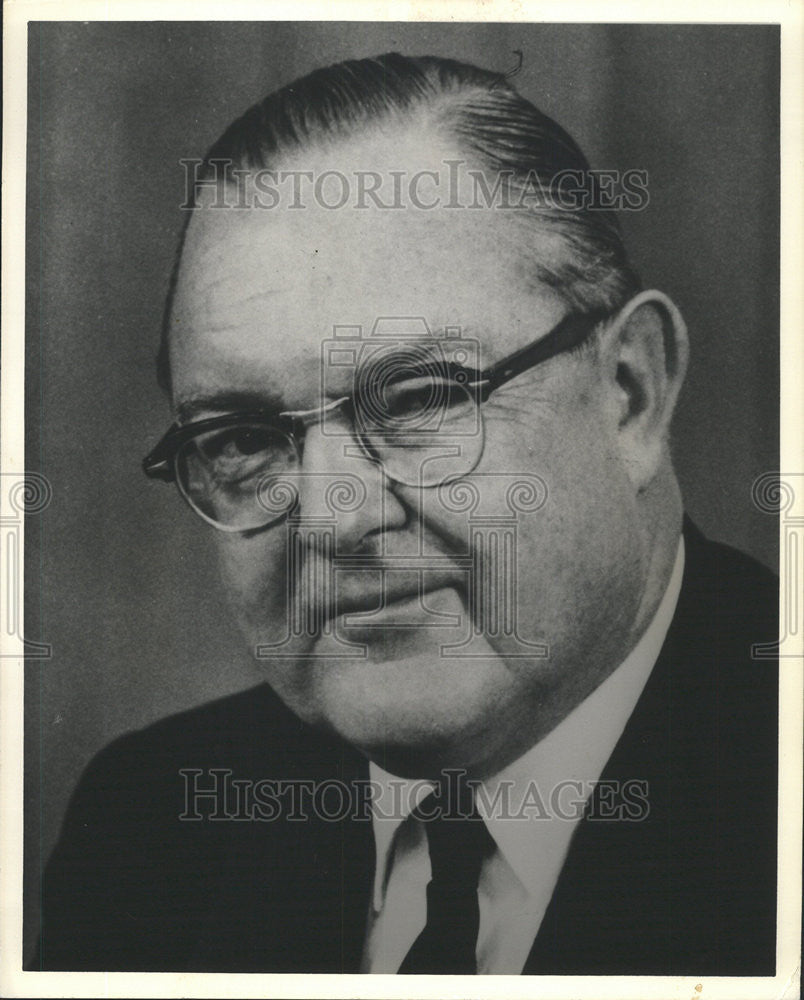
left=154, top=54, right=688, bottom=779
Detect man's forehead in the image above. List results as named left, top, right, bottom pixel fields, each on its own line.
left=180, top=180, right=520, bottom=284
left=177, top=202, right=559, bottom=325
left=169, top=147, right=568, bottom=406
left=175, top=125, right=554, bottom=311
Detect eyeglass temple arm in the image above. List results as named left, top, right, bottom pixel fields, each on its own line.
left=476, top=310, right=608, bottom=395
left=143, top=438, right=177, bottom=481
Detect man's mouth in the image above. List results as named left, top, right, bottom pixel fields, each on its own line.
left=289, top=559, right=468, bottom=646
left=336, top=585, right=463, bottom=630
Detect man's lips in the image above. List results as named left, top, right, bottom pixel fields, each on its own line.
left=297, top=565, right=465, bottom=622
left=336, top=586, right=462, bottom=628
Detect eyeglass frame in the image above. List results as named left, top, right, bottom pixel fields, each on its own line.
left=142, top=307, right=609, bottom=526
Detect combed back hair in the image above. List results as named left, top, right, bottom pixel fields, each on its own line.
left=157, top=52, right=641, bottom=394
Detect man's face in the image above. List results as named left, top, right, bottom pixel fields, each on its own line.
left=169, top=135, right=649, bottom=778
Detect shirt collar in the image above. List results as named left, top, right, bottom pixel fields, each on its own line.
left=369, top=536, right=685, bottom=903
left=367, top=768, right=435, bottom=911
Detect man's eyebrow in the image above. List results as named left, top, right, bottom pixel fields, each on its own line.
left=361, top=339, right=479, bottom=369
left=176, top=390, right=285, bottom=423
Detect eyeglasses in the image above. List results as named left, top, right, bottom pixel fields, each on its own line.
left=143, top=309, right=607, bottom=531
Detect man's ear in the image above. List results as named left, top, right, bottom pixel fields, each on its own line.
left=599, top=289, right=689, bottom=492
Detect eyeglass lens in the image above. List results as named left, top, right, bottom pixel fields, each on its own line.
left=174, top=373, right=485, bottom=529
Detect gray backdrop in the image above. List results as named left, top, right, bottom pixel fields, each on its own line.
left=24, top=21, right=779, bottom=959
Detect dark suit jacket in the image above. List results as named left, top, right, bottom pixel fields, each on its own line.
left=30, top=520, right=778, bottom=974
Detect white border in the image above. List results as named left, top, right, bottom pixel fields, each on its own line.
left=2, top=2, right=801, bottom=998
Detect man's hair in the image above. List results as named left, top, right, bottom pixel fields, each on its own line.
left=157, top=52, right=641, bottom=394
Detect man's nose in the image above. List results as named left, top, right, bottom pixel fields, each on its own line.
left=295, top=423, right=408, bottom=553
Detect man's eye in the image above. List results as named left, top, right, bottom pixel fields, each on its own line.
left=382, top=381, right=434, bottom=419
left=203, top=427, right=274, bottom=460
left=377, top=378, right=473, bottom=424
left=190, top=425, right=293, bottom=485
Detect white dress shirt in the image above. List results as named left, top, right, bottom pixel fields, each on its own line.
left=361, top=538, right=684, bottom=974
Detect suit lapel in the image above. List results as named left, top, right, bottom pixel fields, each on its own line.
left=279, top=742, right=375, bottom=972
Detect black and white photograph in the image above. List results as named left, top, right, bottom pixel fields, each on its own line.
left=2, top=6, right=801, bottom=998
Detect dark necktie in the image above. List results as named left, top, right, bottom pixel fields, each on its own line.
left=397, top=780, right=494, bottom=974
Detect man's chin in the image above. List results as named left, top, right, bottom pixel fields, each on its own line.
left=249, top=587, right=534, bottom=772
left=297, top=645, right=512, bottom=775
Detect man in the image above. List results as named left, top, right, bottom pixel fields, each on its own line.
left=32, top=53, right=778, bottom=975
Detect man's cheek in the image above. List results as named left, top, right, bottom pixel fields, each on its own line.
left=416, top=480, right=515, bottom=553
left=215, top=534, right=290, bottom=639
